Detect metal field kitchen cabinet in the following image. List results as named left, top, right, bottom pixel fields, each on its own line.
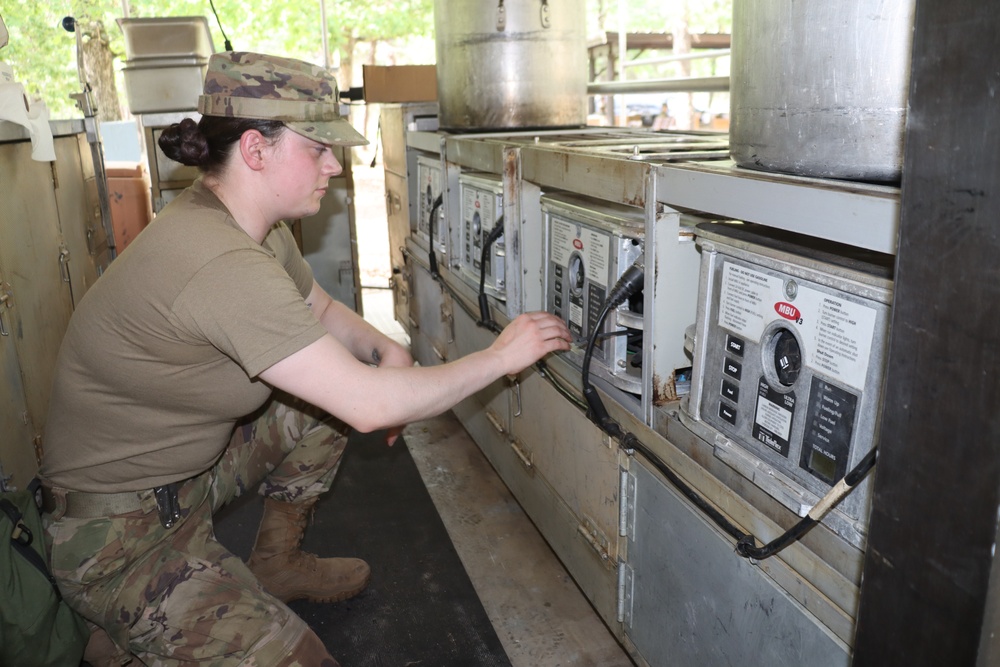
left=0, top=120, right=111, bottom=491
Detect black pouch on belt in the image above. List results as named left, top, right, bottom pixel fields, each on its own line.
left=153, top=482, right=182, bottom=528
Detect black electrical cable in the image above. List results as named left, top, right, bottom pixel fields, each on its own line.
left=577, top=258, right=878, bottom=561
left=579, top=291, right=746, bottom=544
left=535, top=358, right=590, bottom=412
left=207, top=0, right=233, bottom=50
left=735, top=446, right=878, bottom=559
left=400, top=228, right=590, bottom=418
left=427, top=194, right=443, bottom=278
left=622, top=431, right=749, bottom=544
left=581, top=257, right=644, bottom=430
left=417, top=244, right=584, bottom=409
left=581, top=300, right=617, bottom=428
left=477, top=216, right=505, bottom=332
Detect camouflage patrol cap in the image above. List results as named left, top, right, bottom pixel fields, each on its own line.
left=198, top=51, right=368, bottom=147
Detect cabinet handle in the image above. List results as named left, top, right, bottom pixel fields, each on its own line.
left=0, top=293, right=9, bottom=336
left=59, top=247, right=72, bottom=283
left=510, top=376, right=522, bottom=417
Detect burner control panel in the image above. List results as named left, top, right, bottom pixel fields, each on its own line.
left=458, top=173, right=505, bottom=300
left=543, top=193, right=644, bottom=395
left=690, top=223, right=892, bottom=533
left=414, top=154, right=444, bottom=255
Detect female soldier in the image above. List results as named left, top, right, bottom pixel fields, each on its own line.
left=39, top=52, right=571, bottom=666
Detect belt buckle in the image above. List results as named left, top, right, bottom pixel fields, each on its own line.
left=153, top=483, right=181, bottom=528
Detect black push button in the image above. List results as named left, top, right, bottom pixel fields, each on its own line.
left=722, top=379, right=740, bottom=402
left=723, top=357, right=742, bottom=380
left=719, top=401, right=737, bottom=425
left=726, top=334, right=745, bottom=357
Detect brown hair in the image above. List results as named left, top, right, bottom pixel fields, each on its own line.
left=157, top=116, right=287, bottom=174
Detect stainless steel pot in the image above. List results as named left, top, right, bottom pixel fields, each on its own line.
left=730, top=0, right=915, bottom=182
left=434, top=0, right=587, bottom=131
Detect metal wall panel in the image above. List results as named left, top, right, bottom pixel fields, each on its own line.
left=0, top=263, right=37, bottom=491
left=299, top=147, right=362, bottom=312
left=53, top=134, right=112, bottom=302
left=510, top=370, right=622, bottom=572
left=0, top=125, right=106, bottom=487
left=0, top=139, right=75, bottom=446
left=625, top=459, right=850, bottom=667
left=407, top=251, right=453, bottom=367
left=385, top=171, right=413, bottom=330
left=451, top=371, right=624, bottom=641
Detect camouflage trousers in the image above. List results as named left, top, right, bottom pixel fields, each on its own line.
left=44, top=394, right=349, bottom=666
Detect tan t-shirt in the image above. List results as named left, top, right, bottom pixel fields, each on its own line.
left=40, top=179, right=327, bottom=492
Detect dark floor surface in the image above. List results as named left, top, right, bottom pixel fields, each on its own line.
left=214, top=430, right=511, bottom=667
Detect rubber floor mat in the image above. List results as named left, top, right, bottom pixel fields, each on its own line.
left=214, top=430, right=512, bottom=667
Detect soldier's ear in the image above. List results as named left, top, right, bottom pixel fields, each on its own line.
left=239, top=129, right=268, bottom=171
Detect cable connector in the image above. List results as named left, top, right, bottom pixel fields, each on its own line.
left=606, top=254, right=644, bottom=310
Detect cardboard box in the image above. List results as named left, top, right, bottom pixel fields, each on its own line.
left=105, top=161, right=153, bottom=252
left=363, top=65, right=437, bottom=103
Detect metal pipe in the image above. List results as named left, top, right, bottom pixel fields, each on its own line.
left=627, top=48, right=731, bottom=68
left=588, top=76, right=730, bottom=95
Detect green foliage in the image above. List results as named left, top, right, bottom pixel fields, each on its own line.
left=1, top=1, right=98, bottom=118
left=1, top=0, right=432, bottom=119
left=2, top=0, right=724, bottom=120
left=587, top=0, right=731, bottom=38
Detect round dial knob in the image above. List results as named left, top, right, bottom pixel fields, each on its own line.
left=771, top=328, right=802, bottom=387
left=568, top=252, right=585, bottom=297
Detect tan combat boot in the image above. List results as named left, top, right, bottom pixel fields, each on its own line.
left=247, top=497, right=370, bottom=603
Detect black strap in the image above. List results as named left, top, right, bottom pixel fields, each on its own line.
left=1, top=493, right=63, bottom=597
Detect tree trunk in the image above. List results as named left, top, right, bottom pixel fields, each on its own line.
left=80, top=19, right=121, bottom=122
left=339, top=31, right=358, bottom=91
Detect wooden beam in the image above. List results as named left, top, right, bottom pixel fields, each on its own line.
left=852, top=1, right=1000, bottom=665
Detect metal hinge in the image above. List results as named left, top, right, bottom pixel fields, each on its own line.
left=440, top=299, right=454, bottom=344
left=338, top=260, right=353, bottom=285
left=577, top=516, right=612, bottom=569
left=619, top=467, right=637, bottom=538
left=485, top=408, right=507, bottom=436
left=33, top=434, right=44, bottom=464
left=510, top=437, right=532, bottom=470
left=617, top=559, right=634, bottom=626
